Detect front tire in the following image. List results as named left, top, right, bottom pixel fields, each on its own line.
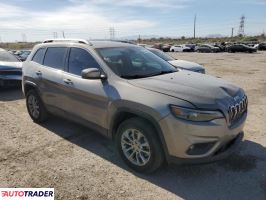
left=26, top=90, right=48, bottom=123
left=115, top=118, right=164, bottom=173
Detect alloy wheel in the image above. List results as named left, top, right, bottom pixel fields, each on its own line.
left=121, top=128, right=151, bottom=166
left=28, top=95, right=40, bottom=119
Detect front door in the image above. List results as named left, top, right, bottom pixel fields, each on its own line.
left=61, top=47, right=109, bottom=131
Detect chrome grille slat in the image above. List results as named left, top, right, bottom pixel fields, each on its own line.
left=228, top=95, right=248, bottom=124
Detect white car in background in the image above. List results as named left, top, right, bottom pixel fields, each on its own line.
left=147, top=48, right=205, bottom=74
left=170, top=45, right=191, bottom=52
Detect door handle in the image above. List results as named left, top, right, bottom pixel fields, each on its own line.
left=63, top=79, right=73, bottom=85
left=36, top=71, right=42, bottom=76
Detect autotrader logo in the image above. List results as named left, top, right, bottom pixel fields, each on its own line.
left=0, top=188, right=54, bottom=200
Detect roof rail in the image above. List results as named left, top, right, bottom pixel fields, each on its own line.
left=42, top=38, right=91, bottom=45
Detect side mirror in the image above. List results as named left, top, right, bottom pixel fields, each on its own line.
left=81, top=68, right=107, bottom=80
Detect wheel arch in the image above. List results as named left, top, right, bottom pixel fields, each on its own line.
left=109, top=108, right=170, bottom=161
left=23, top=81, right=39, bottom=96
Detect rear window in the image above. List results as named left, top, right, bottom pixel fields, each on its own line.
left=32, top=48, right=46, bottom=64
left=43, top=47, right=67, bottom=70
left=0, top=51, right=20, bottom=62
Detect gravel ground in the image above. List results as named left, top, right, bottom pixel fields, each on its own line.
left=1, top=51, right=266, bottom=200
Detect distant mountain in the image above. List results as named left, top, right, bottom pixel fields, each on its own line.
left=206, top=34, right=225, bottom=38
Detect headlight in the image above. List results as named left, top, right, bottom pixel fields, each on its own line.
left=170, top=105, right=224, bottom=122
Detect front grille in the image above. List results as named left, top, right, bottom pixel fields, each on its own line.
left=228, top=95, right=248, bottom=124
left=0, top=70, right=22, bottom=76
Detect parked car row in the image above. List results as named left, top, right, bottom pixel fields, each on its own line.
left=143, top=42, right=266, bottom=53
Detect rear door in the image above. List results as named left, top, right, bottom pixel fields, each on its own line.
left=39, top=47, right=68, bottom=110
left=61, top=47, right=109, bottom=131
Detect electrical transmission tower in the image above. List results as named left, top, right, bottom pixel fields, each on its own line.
left=238, top=15, right=245, bottom=36
left=53, top=32, right=58, bottom=38
left=109, top=27, right=115, bottom=40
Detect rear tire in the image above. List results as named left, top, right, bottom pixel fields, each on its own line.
left=115, top=118, right=164, bottom=173
left=26, top=89, right=48, bottom=123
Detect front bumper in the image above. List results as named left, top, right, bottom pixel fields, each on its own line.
left=159, top=112, right=246, bottom=164
left=0, top=75, right=22, bottom=87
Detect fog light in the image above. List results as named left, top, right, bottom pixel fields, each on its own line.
left=186, top=142, right=216, bottom=155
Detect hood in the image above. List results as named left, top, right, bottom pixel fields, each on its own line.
left=0, top=61, right=22, bottom=70
left=168, top=60, right=204, bottom=71
left=128, top=71, right=243, bottom=109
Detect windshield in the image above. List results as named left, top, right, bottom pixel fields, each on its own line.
left=148, top=48, right=175, bottom=61
left=0, top=51, right=20, bottom=62
left=20, top=51, right=31, bottom=57
left=96, top=46, right=177, bottom=79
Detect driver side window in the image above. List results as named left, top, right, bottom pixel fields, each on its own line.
left=68, top=48, right=100, bottom=76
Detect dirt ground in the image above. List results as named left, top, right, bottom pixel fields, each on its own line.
left=1, top=52, right=266, bottom=200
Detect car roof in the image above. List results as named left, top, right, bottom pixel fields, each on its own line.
left=90, top=40, right=136, bottom=48
left=37, top=39, right=136, bottom=49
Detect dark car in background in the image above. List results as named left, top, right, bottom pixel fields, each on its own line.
left=255, top=43, right=266, bottom=51
left=195, top=44, right=220, bottom=53
left=0, top=48, right=22, bottom=87
left=213, top=44, right=226, bottom=52
left=227, top=44, right=257, bottom=53
left=185, top=44, right=196, bottom=52
left=152, top=43, right=171, bottom=52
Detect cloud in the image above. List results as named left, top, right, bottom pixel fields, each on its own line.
left=0, top=2, right=24, bottom=18
left=0, top=2, right=158, bottom=41
left=69, top=0, right=190, bottom=9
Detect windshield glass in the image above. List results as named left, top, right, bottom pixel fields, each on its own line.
left=148, top=48, right=175, bottom=61
left=0, top=51, right=20, bottom=62
left=96, top=46, right=177, bottom=79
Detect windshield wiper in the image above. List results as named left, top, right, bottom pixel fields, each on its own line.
left=120, top=74, right=151, bottom=79
left=148, top=70, right=177, bottom=77
left=121, top=70, right=177, bottom=79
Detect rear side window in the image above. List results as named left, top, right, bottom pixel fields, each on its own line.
left=32, top=48, right=46, bottom=64
left=43, top=47, right=67, bottom=70
left=68, top=48, right=100, bottom=76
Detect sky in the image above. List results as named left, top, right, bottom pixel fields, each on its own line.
left=0, top=0, right=265, bottom=42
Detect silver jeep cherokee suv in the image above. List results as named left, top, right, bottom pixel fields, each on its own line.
left=22, top=39, right=247, bottom=173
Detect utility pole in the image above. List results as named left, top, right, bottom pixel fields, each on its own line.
left=21, top=33, right=27, bottom=42
left=62, top=31, right=65, bottom=38
left=193, top=14, right=197, bottom=39
left=231, top=27, right=234, bottom=37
